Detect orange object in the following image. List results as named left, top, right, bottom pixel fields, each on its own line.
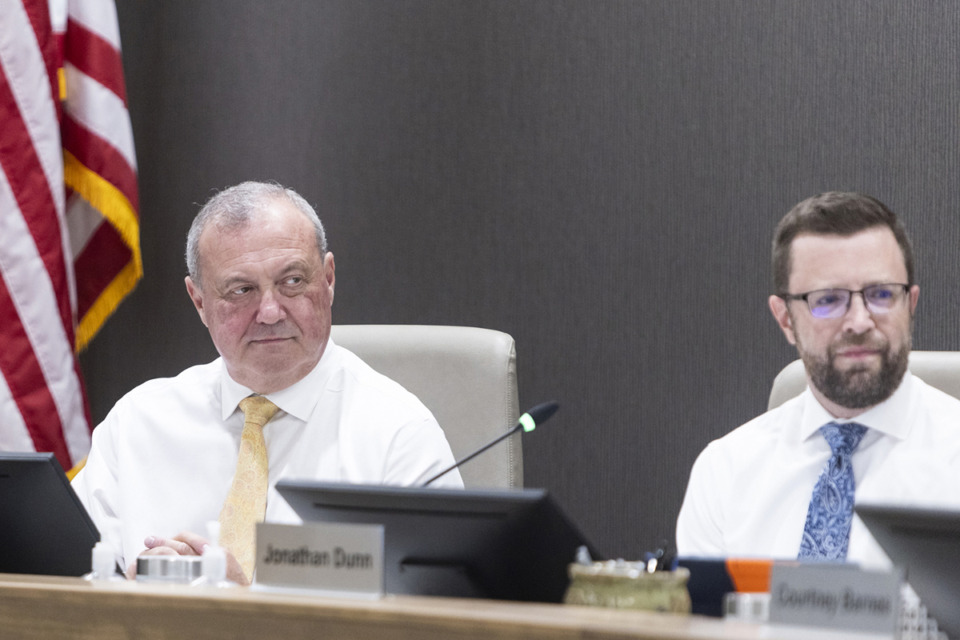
left=726, top=558, right=773, bottom=593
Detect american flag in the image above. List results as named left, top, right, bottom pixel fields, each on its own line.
left=0, top=0, right=140, bottom=473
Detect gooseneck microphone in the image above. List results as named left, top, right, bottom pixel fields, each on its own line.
left=422, top=401, right=560, bottom=487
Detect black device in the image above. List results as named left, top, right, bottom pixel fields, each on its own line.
left=0, top=452, right=99, bottom=576
left=856, top=502, right=960, bottom=640
left=275, top=481, right=599, bottom=603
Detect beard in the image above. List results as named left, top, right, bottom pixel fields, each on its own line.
left=797, top=331, right=911, bottom=410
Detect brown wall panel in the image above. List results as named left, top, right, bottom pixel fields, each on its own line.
left=83, top=0, right=960, bottom=559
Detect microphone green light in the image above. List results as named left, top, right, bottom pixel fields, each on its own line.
left=519, top=414, right=536, bottom=433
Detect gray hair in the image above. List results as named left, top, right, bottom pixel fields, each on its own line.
left=185, top=181, right=328, bottom=284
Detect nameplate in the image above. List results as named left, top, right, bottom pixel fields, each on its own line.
left=252, top=522, right=384, bottom=598
left=768, top=563, right=900, bottom=636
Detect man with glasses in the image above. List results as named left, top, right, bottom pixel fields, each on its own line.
left=676, top=192, right=960, bottom=566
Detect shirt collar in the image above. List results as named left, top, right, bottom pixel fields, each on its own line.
left=219, top=339, right=341, bottom=422
left=799, top=370, right=914, bottom=442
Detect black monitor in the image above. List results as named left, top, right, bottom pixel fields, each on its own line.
left=856, top=502, right=960, bottom=640
left=275, top=481, right=600, bottom=603
left=0, top=452, right=99, bottom=576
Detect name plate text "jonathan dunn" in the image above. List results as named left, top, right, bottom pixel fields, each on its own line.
left=253, top=522, right=384, bottom=598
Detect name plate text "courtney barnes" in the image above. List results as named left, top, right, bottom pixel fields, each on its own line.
left=769, top=563, right=900, bottom=636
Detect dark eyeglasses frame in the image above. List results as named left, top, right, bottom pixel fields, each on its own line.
left=778, top=283, right=911, bottom=319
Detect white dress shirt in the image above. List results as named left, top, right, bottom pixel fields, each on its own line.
left=72, top=340, right=462, bottom=569
left=676, top=372, right=960, bottom=568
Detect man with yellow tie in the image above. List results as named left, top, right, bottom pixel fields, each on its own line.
left=72, top=181, right=462, bottom=584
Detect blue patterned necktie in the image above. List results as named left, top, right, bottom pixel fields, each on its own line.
left=797, top=422, right=868, bottom=561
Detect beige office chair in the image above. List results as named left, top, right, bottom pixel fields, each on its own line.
left=330, top=324, right=522, bottom=489
left=768, top=351, right=960, bottom=410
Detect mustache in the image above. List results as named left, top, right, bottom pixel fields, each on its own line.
left=829, top=333, right=888, bottom=354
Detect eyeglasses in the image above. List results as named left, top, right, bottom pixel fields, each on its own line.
left=779, top=283, right=910, bottom=319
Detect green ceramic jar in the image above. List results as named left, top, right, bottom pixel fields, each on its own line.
left=563, top=560, right=692, bottom=613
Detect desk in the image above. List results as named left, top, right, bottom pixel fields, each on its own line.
left=0, top=574, right=885, bottom=640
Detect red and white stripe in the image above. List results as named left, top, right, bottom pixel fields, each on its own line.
left=0, top=0, right=139, bottom=471
left=62, top=0, right=140, bottom=350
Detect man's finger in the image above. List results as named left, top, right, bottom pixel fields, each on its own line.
left=170, top=531, right=212, bottom=556
left=143, top=536, right=196, bottom=556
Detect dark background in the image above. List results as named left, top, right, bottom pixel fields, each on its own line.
left=82, top=1, right=960, bottom=560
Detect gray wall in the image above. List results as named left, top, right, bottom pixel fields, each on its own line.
left=83, top=1, right=960, bottom=560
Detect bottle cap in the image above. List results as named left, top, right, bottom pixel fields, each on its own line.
left=202, top=521, right=227, bottom=583
left=91, top=541, right=115, bottom=578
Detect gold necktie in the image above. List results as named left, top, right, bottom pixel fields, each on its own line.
left=218, top=395, right=279, bottom=582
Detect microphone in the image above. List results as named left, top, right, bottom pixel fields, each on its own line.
left=422, top=401, right=559, bottom=487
